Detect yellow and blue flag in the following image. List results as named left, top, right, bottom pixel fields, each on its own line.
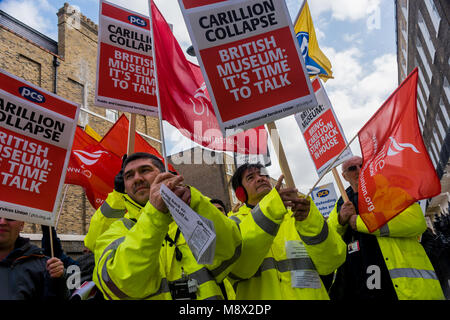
left=294, top=0, right=333, bottom=80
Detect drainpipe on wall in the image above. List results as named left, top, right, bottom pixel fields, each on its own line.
left=53, top=55, right=60, bottom=94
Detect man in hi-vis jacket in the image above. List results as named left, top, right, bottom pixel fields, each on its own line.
left=88, top=152, right=245, bottom=300
left=227, top=162, right=346, bottom=299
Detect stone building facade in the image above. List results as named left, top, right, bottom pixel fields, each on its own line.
left=395, top=0, right=450, bottom=221
left=0, top=3, right=161, bottom=236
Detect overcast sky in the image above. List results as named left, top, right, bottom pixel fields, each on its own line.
left=0, top=0, right=398, bottom=196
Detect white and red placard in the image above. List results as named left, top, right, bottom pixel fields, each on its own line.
left=178, top=0, right=317, bottom=134
left=295, top=77, right=352, bottom=178
left=95, top=0, right=158, bottom=116
left=0, top=69, right=80, bottom=226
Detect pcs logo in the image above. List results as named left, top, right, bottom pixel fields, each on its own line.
left=19, top=86, right=45, bottom=103
left=316, top=189, right=330, bottom=198
left=128, top=15, right=147, bottom=27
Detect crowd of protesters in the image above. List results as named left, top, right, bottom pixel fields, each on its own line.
left=1, top=153, right=449, bottom=300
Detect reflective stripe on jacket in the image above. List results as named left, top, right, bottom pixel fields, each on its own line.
left=328, top=202, right=445, bottom=300
left=92, top=187, right=242, bottom=300
left=228, top=188, right=346, bottom=300
left=84, top=190, right=140, bottom=252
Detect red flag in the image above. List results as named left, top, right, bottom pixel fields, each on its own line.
left=150, top=1, right=267, bottom=155
left=357, top=68, right=441, bottom=232
left=66, top=127, right=121, bottom=209
left=99, top=114, right=177, bottom=172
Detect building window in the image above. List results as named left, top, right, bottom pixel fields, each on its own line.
left=436, top=115, right=447, bottom=141
left=433, top=128, right=442, bottom=150
left=417, top=10, right=436, bottom=63
left=416, top=37, right=433, bottom=81
left=444, top=77, right=450, bottom=105
left=400, top=0, right=408, bottom=20
left=106, top=109, right=118, bottom=122
left=419, top=118, right=424, bottom=133
left=430, top=140, right=440, bottom=165
left=417, top=83, right=428, bottom=116
left=416, top=62, right=430, bottom=99
left=429, top=147, right=437, bottom=168
left=424, top=0, right=441, bottom=35
left=417, top=99, right=425, bottom=125
left=440, top=98, right=450, bottom=127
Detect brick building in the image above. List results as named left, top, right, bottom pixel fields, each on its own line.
left=0, top=4, right=161, bottom=238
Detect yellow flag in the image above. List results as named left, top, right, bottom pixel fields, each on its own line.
left=294, top=0, right=333, bottom=81
left=85, top=124, right=102, bottom=142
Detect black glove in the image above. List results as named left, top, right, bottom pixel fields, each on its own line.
left=114, top=154, right=127, bottom=193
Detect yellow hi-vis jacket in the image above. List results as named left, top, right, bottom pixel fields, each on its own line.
left=92, top=187, right=242, bottom=300
left=227, top=188, right=347, bottom=299
left=84, top=190, right=133, bottom=252
left=328, top=202, right=445, bottom=300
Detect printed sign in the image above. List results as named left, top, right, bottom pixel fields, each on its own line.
left=0, top=69, right=80, bottom=225
left=178, top=0, right=317, bottom=134
left=311, top=182, right=338, bottom=218
left=160, top=184, right=216, bottom=265
left=295, top=77, right=352, bottom=178
left=95, top=0, right=158, bottom=116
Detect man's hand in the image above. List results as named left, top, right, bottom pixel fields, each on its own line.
left=291, top=197, right=310, bottom=221
left=173, top=185, right=191, bottom=206
left=338, top=201, right=357, bottom=226
left=275, top=175, right=298, bottom=207
left=274, top=175, right=310, bottom=221
left=46, top=257, right=64, bottom=279
left=149, top=173, right=184, bottom=213
left=349, top=214, right=358, bottom=230
left=232, top=202, right=244, bottom=213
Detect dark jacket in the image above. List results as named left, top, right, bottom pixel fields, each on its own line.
left=0, top=237, right=68, bottom=300
left=328, top=186, right=397, bottom=300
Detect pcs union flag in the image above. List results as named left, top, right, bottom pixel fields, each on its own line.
left=294, top=0, right=333, bottom=81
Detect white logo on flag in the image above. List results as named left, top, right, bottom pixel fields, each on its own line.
left=369, top=136, right=420, bottom=177
left=190, top=83, right=210, bottom=116
left=73, top=150, right=108, bottom=166
left=387, top=137, right=420, bottom=156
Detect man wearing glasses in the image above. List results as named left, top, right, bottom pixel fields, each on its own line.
left=327, top=156, right=444, bottom=300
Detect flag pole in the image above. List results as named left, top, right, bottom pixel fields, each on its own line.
left=266, top=121, right=296, bottom=189
left=306, top=133, right=358, bottom=198
left=46, top=183, right=69, bottom=258
left=332, top=168, right=349, bottom=202
left=293, top=0, right=307, bottom=25
left=127, top=113, right=136, bottom=155
left=149, top=0, right=168, bottom=172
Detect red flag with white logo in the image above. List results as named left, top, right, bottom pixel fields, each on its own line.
left=99, top=114, right=177, bottom=172
left=66, top=126, right=121, bottom=209
left=150, top=1, right=267, bottom=155
left=357, top=68, right=441, bottom=232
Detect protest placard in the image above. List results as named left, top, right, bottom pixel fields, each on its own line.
left=160, top=184, right=215, bottom=265
left=311, top=182, right=338, bottom=218
left=0, top=69, right=80, bottom=225
left=295, top=77, right=352, bottom=178
left=95, top=0, right=158, bottom=116
left=178, top=0, right=317, bottom=134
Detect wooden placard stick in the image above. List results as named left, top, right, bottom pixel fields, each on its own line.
left=266, top=121, right=296, bottom=189
left=127, top=113, right=136, bottom=155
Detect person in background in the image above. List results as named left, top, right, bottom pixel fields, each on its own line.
left=210, top=199, right=227, bottom=216
left=41, top=225, right=78, bottom=268
left=0, top=217, right=68, bottom=300
left=327, top=156, right=444, bottom=300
